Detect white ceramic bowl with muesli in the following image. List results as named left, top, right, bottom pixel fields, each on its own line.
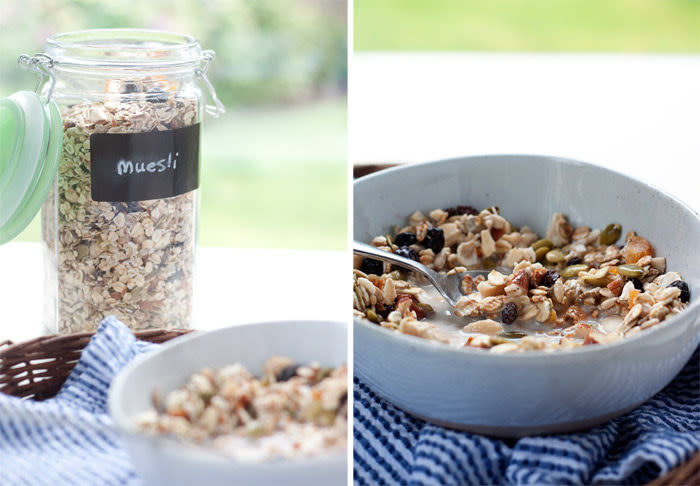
left=108, top=321, right=347, bottom=486
left=353, top=154, right=699, bottom=436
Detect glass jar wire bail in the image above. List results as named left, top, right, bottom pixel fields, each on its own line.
left=17, top=54, right=56, bottom=104
left=196, top=50, right=225, bottom=118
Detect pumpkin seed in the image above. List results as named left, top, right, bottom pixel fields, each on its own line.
left=581, top=267, right=610, bottom=286
left=617, top=264, right=644, bottom=278
left=365, top=309, right=381, bottom=323
left=561, top=264, right=589, bottom=278
left=532, top=238, right=553, bottom=251
left=535, top=246, right=549, bottom=261
left=499, top=331, right=527, bottom=339
left=76, top=244, right=89, bottom=259
left=600, top=223, right=622, bottom=245
left=353, top=286, right=366, bottom=312
left=482, top=257, right=498, bottom=269
left=545, top=248, right=566, bottom=263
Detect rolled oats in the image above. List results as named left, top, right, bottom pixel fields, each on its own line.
left=354, top=205, right=691, bottom=353
left=137, top=357, right=347, bottom=461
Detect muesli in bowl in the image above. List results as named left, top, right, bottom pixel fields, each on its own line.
left=353, top=205, right=691, bottom=353
left=136, top=356, right=347, bottom=462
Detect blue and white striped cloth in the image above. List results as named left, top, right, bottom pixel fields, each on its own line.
left=0, top=317, right=157, bottom=486
left=354, top=347, right=699, bottom=485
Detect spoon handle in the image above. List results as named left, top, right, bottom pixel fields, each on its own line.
left=353, top=240, right=453, bottom=296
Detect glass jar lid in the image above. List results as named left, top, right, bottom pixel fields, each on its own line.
left=0, top=90, right=62, bottom=244
left=1, top=30, right=223, bottom=244
left=44, top=29, right=203, bottom=72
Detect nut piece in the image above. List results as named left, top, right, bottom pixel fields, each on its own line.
left=581, top=267, right=611, bottom=287
left=477, top=270, right=508, bottom=297
left=504, top=247, right=536, bottom=267
left=463, top=319, right=504, bottom=335
left=480, top=229, right=496, bottom=258
left=545, top=213, right=573, bottom=247
left=606, top=277, right=625, bottom=297
left=508, top=271, right=530, bottom=293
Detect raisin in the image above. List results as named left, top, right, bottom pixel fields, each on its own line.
left=360, top=258, right=383, bottom=276
left=566, top=256, right=582, bottom=266
left=631, top=278, right=644, bottom=291
left=444, top=205, right=478, bottom=217
left=377, top=301, right=396, bottom=319
left=540, top=270, right=560, bottom=287
left=424, top=228, right=445, bottom=253
left=397, top=294, right=425, bottom=319
left=146, top=87, right=169, bottom=103
left=667, top=280, right=690, bottom=303
left=394, top=232, right=417, bottom=247
left=501, top=302, right=518, bottom=324
left=395, top=246, right=419, bottom=261
left=276, top=364, right=300, bottom=382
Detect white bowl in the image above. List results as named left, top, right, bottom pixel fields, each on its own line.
left=354, top=154, right=700, bottom=437
left=108, top=320, right=347, bottom=486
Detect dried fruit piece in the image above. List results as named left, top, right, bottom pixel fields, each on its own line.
left=277, top=364, right=300, bottom=382
left=394, top=232, right=417, bottom=246
left=622, top=236, right=654, bottom=264
left=501, top=302, right=518, bottom=324
left=360, top=258, right=383, bottom=276
left=424, top=228, right=445, bottom=253
left=445, top=205, right=478, bottom=217
left=540, top=270, right=560, bottom=287
left=667, top=280, right=690, bottom=303
left=395, top=246, right=419, bottom=261
left=397, top=294, right=427, bottom=319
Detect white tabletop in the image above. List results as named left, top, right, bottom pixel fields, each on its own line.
left=0, top=243, right=347, bottom=343
left=351, top=53, right=700, bottom=211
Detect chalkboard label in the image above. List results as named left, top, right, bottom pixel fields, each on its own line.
left=90, top=124, right=200, bottom=202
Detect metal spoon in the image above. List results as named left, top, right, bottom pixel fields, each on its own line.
left=354, top=241, right=509, bottom=308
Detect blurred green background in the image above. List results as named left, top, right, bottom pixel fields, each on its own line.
left=355, top=0, right=700, bottom=52
left=0, top=0, right=347, bottom=250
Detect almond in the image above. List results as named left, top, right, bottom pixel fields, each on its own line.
left=509, top=270, right=530, bottom=293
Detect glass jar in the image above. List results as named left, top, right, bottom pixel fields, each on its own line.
left=34, top=29, right=223, bottom=333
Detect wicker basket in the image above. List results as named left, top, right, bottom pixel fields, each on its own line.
left=0, top=329, right=190, bottom=401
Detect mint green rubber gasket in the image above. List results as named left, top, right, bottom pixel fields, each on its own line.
left=0, top=98, right=25, bottom=204
left=0, top=99, right=62, bottom=244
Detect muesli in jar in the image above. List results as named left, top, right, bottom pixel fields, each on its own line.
left=353, top=205, right=691, bottom=352
left=44, top=86, right=199, bottom=332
